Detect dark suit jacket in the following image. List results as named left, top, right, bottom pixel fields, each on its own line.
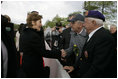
left=111, top=31, right=117, bottom=48
left=1, top=15, right=17, bottom=78
left=59, top=27, right=76, bottom=66
left=78, top=27, right=117, bottom=78
left=20, top=27, right=61, bottom=78
left=6, top=23, right=15, bottom=39
left=59, top=27, right=71, bottom=49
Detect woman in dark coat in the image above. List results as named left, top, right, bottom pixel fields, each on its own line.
left=19, top=13, right=61, bottom=78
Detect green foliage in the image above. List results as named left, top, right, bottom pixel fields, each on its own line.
left=44, top=20, right=55, bottom=28
left=104, top=23, right=109, bottom=30
left=68, top=11, right=82, bottom=16
left=44, top=1, right=117, bottom=28
left=83, top=1, right=117, bottom=21
left=44, top=14, right=68, bottom=28
left=84, top=1, right=99, bottom=10
left=44, top=11, right=83, bottom=28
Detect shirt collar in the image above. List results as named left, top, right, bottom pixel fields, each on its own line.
left=70, top=27, right=86, bottom=37
left=71, top=27, right=83, bottom=34
left=87, top=26, right=103, bottom=42
left=77, top=28, right=84, bottom=34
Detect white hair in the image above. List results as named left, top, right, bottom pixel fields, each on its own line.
left=87, top=17, right=103, bottom=26
left=110, top=24, right=117, bottom=28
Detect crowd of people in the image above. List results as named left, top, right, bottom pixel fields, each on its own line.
left=1, top=10, right=117, bottom=78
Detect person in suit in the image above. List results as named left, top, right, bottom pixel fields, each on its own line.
left=20, top=13, right=61, bottom=78
left=51, top=22, right=65, bottom=51
left=80, top=10, right=117, bottom=78
left=62, top=10, right=117, bottom=78
left=60, top=14, right=75, bottom=50
left=59, top=14, right=76, bottom=66
left=4, top=15, right=15, bottom=40
left=1, top=15, right=18, bottom=78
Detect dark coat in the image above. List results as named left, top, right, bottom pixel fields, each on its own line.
left=78, top=27, right=117, bottom=78
left=59, top=27, right=76, bottom=66
left=111, top=31, right=117, bottom=48
left=59, top=27, right=71, bottom=49
left=1, top=15, right=17, bottom=78
left=51, top=30, right=62, bottom=50
left=20, top=27, right=61, bottom=78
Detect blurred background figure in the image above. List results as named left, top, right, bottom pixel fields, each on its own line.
left=60, top=14, right=75, bottom=50
left=51, top=22, right=65, bottom=50
left=110, top=25, right=117, bottom=34
left=65, top=24, right=71, bottom=29
left=16, top=23, right=26, bottom=51
left=16, top=23, right=26, bottom=70
left=4, top=15, right=15, bottom=42
left=1, top=15, right=18, bottom=78
left=44, top=26, right=52, bottom=47
left=110, top=25, right=117, bottom=49
left=59, top=14, right=76, bottom=67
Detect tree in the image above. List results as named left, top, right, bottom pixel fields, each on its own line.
left=84, top=1, right=99, bottom=10
left=44, top=14, right=68, bottom=28
left=44, top=11, right=84, bottom=28
left=68, top=11, right=82, bottom=16
left=83, top=1, right=117, bottom=21
left=44, top=20, right=55, bottom=28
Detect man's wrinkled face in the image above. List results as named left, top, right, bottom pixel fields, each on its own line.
left=71, top=21, right=82, bottom=32
left=84, top=18, right=94, bottom=32
left=110, top=26, right=117, bottom=34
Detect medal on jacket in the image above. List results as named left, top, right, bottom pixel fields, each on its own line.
left=84, top=51, right=88, bottom=58
left=73, top=44, right=79, bottom=56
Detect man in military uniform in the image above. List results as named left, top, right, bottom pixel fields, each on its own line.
left=63, top=10, right=117, bottom=78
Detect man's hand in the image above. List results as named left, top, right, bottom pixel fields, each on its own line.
left=63, top=66, right=74, bottom=73
left=61, top=49, right=67, bottom=58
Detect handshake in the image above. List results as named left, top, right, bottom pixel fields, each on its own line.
left=61, top=49, right=75, bottom=73
left=60, top=49, right=67, bottom=59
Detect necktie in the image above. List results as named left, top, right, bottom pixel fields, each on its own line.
left=85, top=35, right=89, bottom=44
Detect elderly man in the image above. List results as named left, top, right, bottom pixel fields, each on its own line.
left=110, top=25, right=117, bottom=34
left=63, top=10, right=117, bottom=78
left=110, top=25, right=117, bottom=49
left=80, top=11, right=116, bottom=78
left=61, top=14, right=87, bottom=77
left=59, top=14, right=76, bottom=66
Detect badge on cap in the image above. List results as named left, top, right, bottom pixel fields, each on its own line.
left=85, top=11, right=88, bottom=16
left=84, top=51, right=88, bottom=59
